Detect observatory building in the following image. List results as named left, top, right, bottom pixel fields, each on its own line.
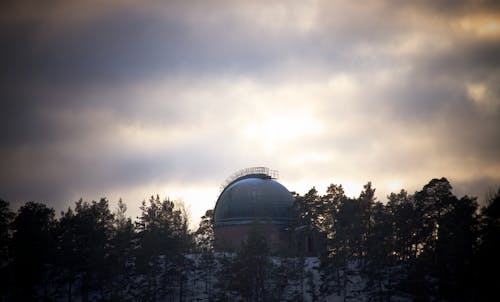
left=213, top=167, right=293, bottom=253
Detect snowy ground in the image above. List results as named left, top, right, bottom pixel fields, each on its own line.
left=37, top=254, right=412, bottom=302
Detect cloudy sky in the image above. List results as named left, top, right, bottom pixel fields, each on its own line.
left=1, top=0, right=499, bottom=226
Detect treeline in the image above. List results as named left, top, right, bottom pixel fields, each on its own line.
left=0, top=178, right=499, bottom=301
left=0, top=196, right=194, bottom=302
left=294, top=178, right=500, bottom=301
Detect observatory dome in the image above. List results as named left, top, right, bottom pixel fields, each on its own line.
left=214, top=172, right=293, bottom=226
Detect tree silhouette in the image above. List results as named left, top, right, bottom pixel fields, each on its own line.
left=0, top=199, right=14, bottom=300
left=435, top=195, right=478, bottom=300
left=230, top=228, right=274, bottom=302
left=475, top=189, right=500, bottom=300
left=0, top=178, right=496, bottom=301
left=0, top=199, right=14, bottom=262
left=134, top=195, right=193, bottom=301
left=108, top=198, right=135, bottom=301
left=10, top=202, right=55, bottom=301
left=195, top=209, right=214, bottom=253
left=194, top=209, right=216, bottom=301
left=56, top=198, right=115, bottom=302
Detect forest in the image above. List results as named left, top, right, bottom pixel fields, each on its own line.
left=0, top=177, right=499, bottom=302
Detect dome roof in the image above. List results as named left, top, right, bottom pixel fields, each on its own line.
left=214, top=174, right=293, bottom=226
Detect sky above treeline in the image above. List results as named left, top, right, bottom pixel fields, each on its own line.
left=1, top=0, right=499, bottom=227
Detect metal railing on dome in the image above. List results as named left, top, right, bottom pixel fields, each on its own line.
left=219, top=167, right=279, bottom=192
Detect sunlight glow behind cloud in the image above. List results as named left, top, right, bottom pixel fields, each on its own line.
left=1, top=0, right=499, bottom=226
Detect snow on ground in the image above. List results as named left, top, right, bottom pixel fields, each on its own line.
left=39, top=254, right=412, bottom=301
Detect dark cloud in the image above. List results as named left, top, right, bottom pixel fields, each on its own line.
left=1, top=5, right=293, bottom=88
left=1, top=0, right=499, bottom=217
left=401, top=0, right=500, bottom=16
left=452, top=176, right=500, bottom=205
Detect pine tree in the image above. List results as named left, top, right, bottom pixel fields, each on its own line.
left=386, top=190, right=418, bottom=262
left=54, top=198, right=115, bottom=302
left=195, top=209, right=214, bottom=253
left=197, top=252, right=216, bottom=301
left=271, top=257, right=292, bottom=302
left=400, top=178, right=464, bottom=300
left=0, top=199, right=14, bottom=300
left=194, top=209, right=216, bottom=301
left=286, top=256, right=306, bottom=302
left=134, top=195, right=193, bottom=301
left=9, top=202, right=56, bottom=301
left=322, top=184, right=346, bottom=235
left=435, top=195, right=477, bottom=300
left=230, top=228, right=275, bottom=302
left=0, top=199, right=14, bottom=263
left=475, top=189, right=500, bottom=300
left=365, top=202, right=393, bottom=301
left=213, top=253, right=235, bottom=302
left=293, top=187, right=322, bottom=230
left=108, top=199, right=134, bottom=301
left=318, top=184, right=348, bottom=300
left=55, top=207, right=79, bottom=302
left=358, top=182, right=376, bottom=266
left=321, top=197, right=357, bottom=300
left=414, top=178, right=456, bottom=256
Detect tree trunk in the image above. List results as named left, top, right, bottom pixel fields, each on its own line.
left=81, top=273, right=89, bottom=302
left=67, top=278, right=72, bottom=302
left=336, top=267, right=341, bottom=296
left=179, top=272, right=184, bottom=302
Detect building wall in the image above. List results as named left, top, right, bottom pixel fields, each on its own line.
left=214, top=223, right=290, bottom=253
left=214, top=223, right=327, bottom=256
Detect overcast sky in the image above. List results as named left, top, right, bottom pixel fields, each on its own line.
left=1, top=0, right=499, bottom=227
